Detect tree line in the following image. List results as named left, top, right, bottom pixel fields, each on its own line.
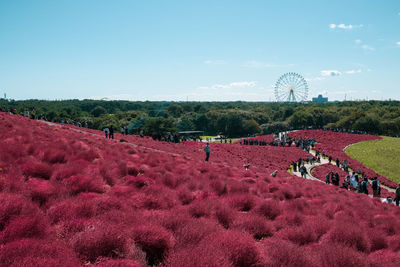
left=2, top=98, right=400, bottom=137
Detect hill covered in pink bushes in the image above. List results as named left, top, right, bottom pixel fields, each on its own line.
left=1, top=113, right=400, bottom=266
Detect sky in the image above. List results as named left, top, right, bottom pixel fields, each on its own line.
left=0, top=0, right=399, bottom=102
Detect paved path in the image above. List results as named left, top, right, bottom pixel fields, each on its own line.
left=291, top=148, right=396, bottom=203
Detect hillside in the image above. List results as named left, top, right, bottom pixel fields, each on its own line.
left=1, top=112, right=400, bottom=267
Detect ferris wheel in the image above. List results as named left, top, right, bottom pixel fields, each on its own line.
left=274, top=72, right=308, bottom=102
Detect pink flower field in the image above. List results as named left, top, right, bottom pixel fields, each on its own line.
left=1, top=113, right=400, bottom=266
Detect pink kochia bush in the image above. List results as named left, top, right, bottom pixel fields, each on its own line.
left=1, top=112, right=400, bottom=266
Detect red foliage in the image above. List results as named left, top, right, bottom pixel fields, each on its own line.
left=312, top=243, right=368, bottom=267
left=94, top=258, right=143, bottom=267
left=0, top=214, right=48, bottom=244
left=1, top=113, right=400, bottom=266
left=22, top=161, right=53, bottom=179
left=64, top=174, right=105, bottom=195
left=205, top=231, right=264, bottom=267
left=323, top=222, right=371, bottom=253
left=0, top=239, right=80, bottom=267
left=233, top=213, right=274, bottom=240
left=262, top=238, right=317, bottom=267
left=255, top=199, right=282, bottom=220
left=71, top=222, right=127, bottom=262
left=131, top=224, right=175, bottom=266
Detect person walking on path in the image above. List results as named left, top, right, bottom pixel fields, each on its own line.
left=372, top=177, right=381, bottom=197
left=396, top=183, right=400, bottom=206
left=204, top=143, right=210, bottom=162
left=104, top=127, right=109, bottom=138
left=361, top=177, right=369, bottom=195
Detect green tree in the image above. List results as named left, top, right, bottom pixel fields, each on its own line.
left=176, top=118, right=195, bottom=131
left=91, top=106, right=107, bottom=117
left=142, top=117, right=176, bottom=136
left=288, top=111, right=314, bottom=128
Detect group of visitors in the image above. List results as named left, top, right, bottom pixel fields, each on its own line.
left=103, top=126, right=114, bottom=139
left=120, top=126, right=129, bottom=135
left=151, top=132, right=180, bottom=143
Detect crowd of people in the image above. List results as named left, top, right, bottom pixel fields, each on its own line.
left=291, top=150, right=400, bottom=206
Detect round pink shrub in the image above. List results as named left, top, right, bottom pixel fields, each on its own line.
left=22, top=161, right=53, bottom=180
left=0, top=194, right=36, bottom=231
left=215, top=204, right=236, bottom=229
left=312, top=243, right=368, bottom=267
left=368, top=250, right=400, bottom=267
left=233, top=214, right=274, bottom=240
left=255, top=199, right=281, bottom=220
left=42, top=149, right=66, bottom=164
left=228, top=194, right=256, bottom=212
left=28, top=178, right=57, bottom=206
left=132, top=224, right=175, bottom=266
left=177, top=188, right=194, bottom=205
left=188, top=201, right=212, bottom=218
left=126, top=176, right=150, bottom=189
left=324, top=222, right=370, bottom=253
left=173, top=218, right=219, bottom=249
left=262, top=238, right=316, bottom=267
left=64, top=174, right=105, bottom=195
left=165, top=247, right=232, bottom=267
left=205, top=231, right=264, bottom=267
left=71, top=222, right=127, bottom=262
left=0, top=214, right=48, bottom=244
left=0, top=239, right=80, bottom=267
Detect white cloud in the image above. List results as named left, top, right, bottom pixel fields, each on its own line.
left=204, top=60, right=226, bottom=65
left=329, top=24, right=363, bottom=30
left=345, top=69, right=362, bottom=74
left=198, top=81, right=257, bottom=90
left=396, top=41, right=400, bottom=46
left=355, top=39, right=362, bottom=44
left=321, top=70, right=342, bottom=77
left=361, top=44, right=375, bottom=51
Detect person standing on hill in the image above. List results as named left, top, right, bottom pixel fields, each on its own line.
left=325, top=172, right=331, bottom=184
left=204, top=143, right=210, bottom=162
left=396, top=183, right=400, bottom=206
left=104, top=127, right=109, bottom=138
left=109, top=126, right=114, bottom=139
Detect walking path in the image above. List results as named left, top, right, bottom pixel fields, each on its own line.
left=291, top=148, right=396, bottom=202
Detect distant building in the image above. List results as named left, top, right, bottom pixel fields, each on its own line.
left=312, top=94, right=328, bottom=103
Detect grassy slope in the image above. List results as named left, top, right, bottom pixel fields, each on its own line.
left=345, top=136, right=400, bottom=183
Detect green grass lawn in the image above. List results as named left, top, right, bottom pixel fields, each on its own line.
left=345, top=136, right=400, bottom=183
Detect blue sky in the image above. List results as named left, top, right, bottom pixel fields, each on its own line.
left=0, top=0, right=399, bottom=101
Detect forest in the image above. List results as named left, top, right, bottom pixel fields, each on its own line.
left=2, top=98, right=400, bottom=137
